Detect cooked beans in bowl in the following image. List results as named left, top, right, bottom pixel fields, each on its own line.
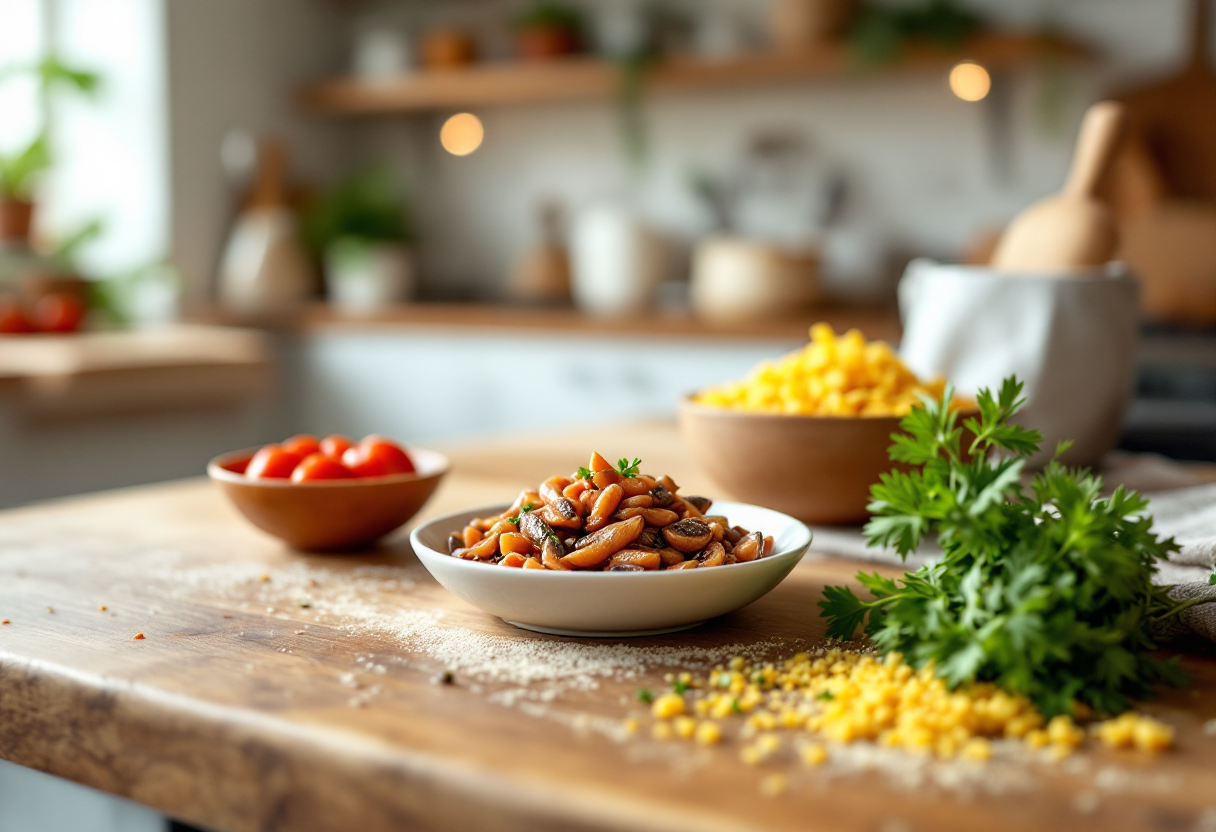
left=447, top=453, right=774, bottom=571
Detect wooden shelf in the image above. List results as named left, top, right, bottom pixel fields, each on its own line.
left=302, top=33, right=1088, bottom=116
left=185, top=302, right=903, bottom=345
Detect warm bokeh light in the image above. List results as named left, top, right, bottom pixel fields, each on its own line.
left=949, top=62, right=991, bottom=102
left=440, top=112, right=484, bottom=156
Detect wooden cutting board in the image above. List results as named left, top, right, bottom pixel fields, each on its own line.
left=1108, top=0, right=1216, bottom=207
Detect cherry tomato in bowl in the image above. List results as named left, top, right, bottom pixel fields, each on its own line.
left=320, top=434, right=354, bottom=460
left=343, top=436, right=416, bottom=477
left=281, top=434, right=322, bottom=458
left=246, top=445, right=305, bottom=479
left=291, top=453, right=355, bottom=483
left=0, top=299, right=34, bottom=334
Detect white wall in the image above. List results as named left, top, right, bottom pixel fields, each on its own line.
left=164, top=0, right=352, bottom=301
left=360, top=0, right=1207, bottom=299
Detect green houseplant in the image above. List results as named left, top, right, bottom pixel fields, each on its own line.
left=301, top=167, right=414, bottom=312
left=0, top=57, right=99, bottom=243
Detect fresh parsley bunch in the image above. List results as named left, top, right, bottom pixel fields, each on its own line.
left=819, top=377, right=1196, bottom=717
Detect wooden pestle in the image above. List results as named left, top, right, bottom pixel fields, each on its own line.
left=991, top=101, right=1128, bottom=274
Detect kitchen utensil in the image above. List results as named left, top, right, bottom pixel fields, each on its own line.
left=569, top=204, right=666, bottom=315
left=410, top=501, right=810, bottom=637
left=1108, top=0, right=1216, bottom=205
left=209, top=447, right=448, bottom=551
left=509, top=201, right=571, bottom=304
left=690, top=236, right=819, bottom=321
left=678, top=399, right=911, bottom=525
left=898, top=259, right=1139, bottom=469
left=990, top=101, right=1128, bottom=273
left=217, top=138, right=313, bottom=312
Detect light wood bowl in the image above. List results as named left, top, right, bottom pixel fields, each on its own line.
left=678, top=398, right=904, bottom=526
left=208, top=447, right=449, bottom=551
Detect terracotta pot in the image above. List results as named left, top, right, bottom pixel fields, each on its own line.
left=769, top=0, right=857, bottom=51
left=421, top=29, right=477, bottom=69
left=0, top=199, right=34, bottom=243
left=515, top=25, right=580, bottom=60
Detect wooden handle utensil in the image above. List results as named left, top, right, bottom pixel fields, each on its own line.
left=990, top=101, right=1128, bottom=274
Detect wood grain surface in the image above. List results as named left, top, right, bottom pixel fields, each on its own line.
left=1, top=422, right=1215, bottom=832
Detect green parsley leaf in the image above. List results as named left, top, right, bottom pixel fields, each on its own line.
left=507, top=516, right=521, bottom=526
left=576, top=466, right=593, bottom=481
left=821, top=375, right=1191, bottom=718
left=672, top=678, right=689, bottom=695
left=816, top=690, right=835, bottom=701
left=637, top=688, right=654, bottom=703
left=616, top=457, right=642, bottom=477
left=1209, top=572, right=1216, bottom=586
left=520, top=502, right=535, bottom=514
left=731, top=698, right=743, bottom=714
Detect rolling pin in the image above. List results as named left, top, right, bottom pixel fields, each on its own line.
left=990, top=101, right=1128, bottom=274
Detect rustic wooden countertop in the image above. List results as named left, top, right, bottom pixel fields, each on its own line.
left=1, top=422, right=1215, bottom=832
left=184, top=302, right=903, bottom=344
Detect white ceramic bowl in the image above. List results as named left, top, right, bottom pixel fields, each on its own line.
left=410, top=501, right=811, bottom=637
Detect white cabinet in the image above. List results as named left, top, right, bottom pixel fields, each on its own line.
left=295, top=329, right=799, bottom=443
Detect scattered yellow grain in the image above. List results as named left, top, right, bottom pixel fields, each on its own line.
left=694, top=324, right=963, bottom=417
left=673, top=716, right=697, bottom=739
left=801, top=743, right=828, bottom=766
left=1094, top=712, right=1174, bottom=753
left=652, top=722, right=673, bottom=741
left=622, top=718, right=639, bottom=735
left=759, top=774, right=788, bottom=797
left=651, top=693, right=686, bottom=720
left=695, top=721, right=723, bottom=746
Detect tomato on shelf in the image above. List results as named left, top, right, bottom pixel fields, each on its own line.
left=32, top=292, right=85, bottom=334
left=0, top=299, right=34, bottom=334
left=319, top=434, right=354, bottom=460
left=281, top=434, right=322, bottom=458
left=246, top=445, right=305, bottom=479
left=291, top=453, right=355, bottom=482
left=343, top=436, right=416, bottom=477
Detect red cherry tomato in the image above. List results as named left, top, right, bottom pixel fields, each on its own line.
left=320, top=434, right=353, bottom=460
left=290, top=453, right=355, bottom=483
left=33, top=292, right=85, bottom=334
left=342, top=436, right=415, bottom=478
left=281, top=434, right=321, bottom=457
left=0, top=299, right=34, bottom=334
left=246, top=444, right=304, bottom=479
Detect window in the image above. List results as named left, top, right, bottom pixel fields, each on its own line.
left=0, top=0, right=168, bottom=275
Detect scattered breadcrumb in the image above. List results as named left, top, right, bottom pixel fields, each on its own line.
left=99, top=605, right=107, bottom=611
left=1, top=619, right=9, bottom=625
left=133, top=632, right=145, bottom=640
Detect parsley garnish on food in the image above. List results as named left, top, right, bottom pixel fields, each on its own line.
left=520, top=502, right=535, bottom=514
left=672, top=678, right=690, bottom=695
left=576, top=466, right=594, bottom=481
left=816, top=690, right=835, bottom=701
left=637, top=688, right=654, bottom=703
left=819, top=376, right=1200, bottom=717
left=616, top=457, right=642, bottom=477
left=507, top=516, right=521, bottom=526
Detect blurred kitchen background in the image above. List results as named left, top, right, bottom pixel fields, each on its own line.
left=0, top=0, right=1213, bottom=507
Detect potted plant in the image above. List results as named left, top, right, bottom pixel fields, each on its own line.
left=514, top=2, right=585, bottom=60
left=0, top=57, right=99, bottom=245
left=301, top=167, right=415, bottom=312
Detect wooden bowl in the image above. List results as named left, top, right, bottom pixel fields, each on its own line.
left=678, top=398, right=903, bottom=526
left=208, top=447, right=449, bottom=551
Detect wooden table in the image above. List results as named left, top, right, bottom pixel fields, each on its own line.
left=1, top=423, right=1215, bottom=832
